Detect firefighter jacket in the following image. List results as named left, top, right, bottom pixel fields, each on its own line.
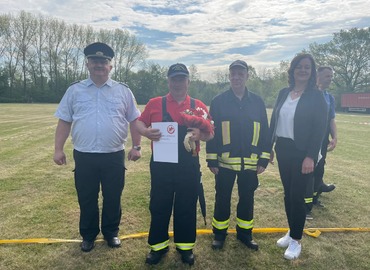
left=206, top=89, right=270, bottom=171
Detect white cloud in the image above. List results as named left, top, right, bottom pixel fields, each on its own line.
left=1, top=0, right=369, bottom=81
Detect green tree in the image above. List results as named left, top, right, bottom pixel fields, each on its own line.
left=309, top=27, right=370, bottom=94
left=128, top=63, right=167, bottom=104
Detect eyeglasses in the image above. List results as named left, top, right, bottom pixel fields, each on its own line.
left=89, top=58, right=110, bottom=65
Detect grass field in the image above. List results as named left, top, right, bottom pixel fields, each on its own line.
left=0, top=103, right=370, bottom=270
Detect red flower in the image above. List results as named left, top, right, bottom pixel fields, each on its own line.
left=180, top=107, right=214, bottom=134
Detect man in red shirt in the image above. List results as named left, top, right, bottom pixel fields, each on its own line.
left=134, top=63, right=213, bottom=266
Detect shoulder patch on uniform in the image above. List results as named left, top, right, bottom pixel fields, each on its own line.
left=69, top=80, right=80, bottom=86
left=119, top=82, right=129, bottom=88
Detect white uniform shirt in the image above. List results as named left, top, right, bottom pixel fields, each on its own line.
left=55, top=78, right=140, bottom=153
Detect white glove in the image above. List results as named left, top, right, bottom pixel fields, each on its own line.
left=183, top=131, right=196, bottom=152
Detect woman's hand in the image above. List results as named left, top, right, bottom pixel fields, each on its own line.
left=302, top=157, right=314, bottom=174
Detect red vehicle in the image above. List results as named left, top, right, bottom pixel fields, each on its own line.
left=341, top=93, right=370, bottom=113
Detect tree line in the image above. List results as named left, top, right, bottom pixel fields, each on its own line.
left=1, top=11, right=369, bottom=108
left=0, top=11, right=147, bottom=103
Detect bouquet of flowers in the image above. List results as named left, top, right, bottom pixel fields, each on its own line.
left=180, top=107, right=214, bottom=155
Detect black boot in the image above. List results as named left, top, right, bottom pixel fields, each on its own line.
left=237, top=234, right=259, bottom=251
left=212, top=234, right=226, bottom=250
left=236, top=227, right=258, bottom=251
left=319, top=183, right=336, bottom=193
left=145, top=247, right=169, bottom=265
left=176, top=248, right=195, bottom=265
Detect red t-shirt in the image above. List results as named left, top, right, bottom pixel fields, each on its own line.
left=139, top=93, right=210, bottom=153
left=139, top=93, right=209, bottom=127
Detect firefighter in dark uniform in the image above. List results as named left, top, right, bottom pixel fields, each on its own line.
left=135, top=63, right=214, bottom=266
left=206, top=60, right=270, bottom=251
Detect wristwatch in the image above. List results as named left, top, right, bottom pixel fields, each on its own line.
left=133, top=145, right=141, bottom=151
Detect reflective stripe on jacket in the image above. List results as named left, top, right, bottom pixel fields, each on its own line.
left=206, top=89, right=270, bottom=171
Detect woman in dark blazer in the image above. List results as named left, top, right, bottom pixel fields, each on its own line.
left=270, top=53, right=328, bottom=260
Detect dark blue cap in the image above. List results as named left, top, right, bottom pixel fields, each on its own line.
left=229, top=60, right=248, bottom=70
left=84, top=42, right=114, bottom=60
left=167, top=63, right=189, bottom=78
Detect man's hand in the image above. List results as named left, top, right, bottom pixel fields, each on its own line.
left=128, top=149, right=141, bottom=161
left=269, top=150, right=275, bottom=165
left=54, top=150, right=67, bottom=165
left=209, top=167, right=219, bottom=175
left=257, top=166, right=265, bottom=175
left=327, top=138, right=337, bottom=152
left=144, top=127, right=161, bottom=141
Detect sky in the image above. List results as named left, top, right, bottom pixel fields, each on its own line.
left=1, top=0, right=370, bottom=81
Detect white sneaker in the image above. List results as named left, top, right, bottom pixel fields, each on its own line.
left=276, top=231, right=292, bottom=248
left=284, top=239, right=302, bottom=260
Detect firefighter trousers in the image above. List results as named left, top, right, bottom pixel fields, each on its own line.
left=148, top=157, right=200, bottom=251
left=213, top=167, right=258, bottom=239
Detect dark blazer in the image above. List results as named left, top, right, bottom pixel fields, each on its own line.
left=270, top=87, right=328, bottom=160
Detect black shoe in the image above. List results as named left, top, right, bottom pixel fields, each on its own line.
left=313, top=199, right=325, bottom=207
left=145, top=247, right=169, bottom=265
left=105, top=236, right=121, bottom=248
left=237, top=235, right=259, bottom=251
left=177, top=249, right=195, bottom=266
left=81, top=240, right=95, bottom=252
left=319, top=183, right=336, bottom=193
left=212, top=239, right=225, bottom=250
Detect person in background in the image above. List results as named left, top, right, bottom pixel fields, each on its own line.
left=269, top=53, right=327, bottom=260
left=134, top=63, right=214, bottom=266
left=206, top=60, right=270, bottom=251
left=53, top=42, right=141, bottom=252
left=305, top=66, right=337, bottom=219
left=313, top=66, right=337, bottom=204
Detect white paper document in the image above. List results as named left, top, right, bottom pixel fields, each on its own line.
left=152, top=122, right=178, bottom=163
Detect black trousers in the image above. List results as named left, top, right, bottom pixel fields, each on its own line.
left=305, top=137, right=329, bottom=212
left=275, top=138, right=314, bottom=240
left=148, top=156, right=200, bottom=250
left=314, top=138, right=329, bottom=192
left=73, top=150, right=125, bottom=241
left=213, top=167, right=258, bottom=238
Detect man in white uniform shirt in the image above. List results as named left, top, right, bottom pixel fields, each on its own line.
left=53, top=42, right=141, bottom=252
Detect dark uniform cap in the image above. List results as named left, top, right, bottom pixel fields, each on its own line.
left=84, top=42, right=114, bottom=60
left=167, top=63, right=189, bottom=78
left=229, top=60, right=248, bottom=70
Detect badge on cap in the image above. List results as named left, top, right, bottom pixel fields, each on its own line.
left=167, top=63, right=189, bottom=78
left=84, top=42, right=115, bottom=60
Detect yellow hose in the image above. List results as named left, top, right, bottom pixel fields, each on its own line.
left=1, top=227, right=370, bottom=244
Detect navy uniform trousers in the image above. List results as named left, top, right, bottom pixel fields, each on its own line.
left=73, top=149, right=125, bottom=241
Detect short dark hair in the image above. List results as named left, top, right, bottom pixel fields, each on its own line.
left=288, top=53, right=317, bottom=91
left=317, top=66, right=333, bottom=73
